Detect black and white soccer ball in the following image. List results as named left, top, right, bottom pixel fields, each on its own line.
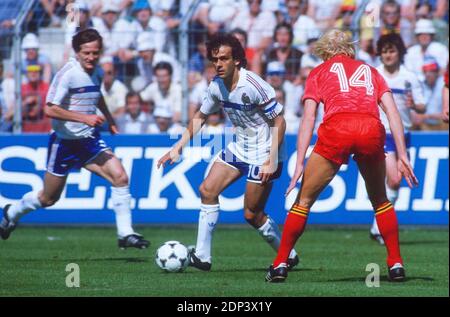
left=155, top=241, right=190, bottom=272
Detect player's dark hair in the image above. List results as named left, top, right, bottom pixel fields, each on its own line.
left=376, top=33, right=407, bottom=63
left=72, top=28, right=103, bottom=53
left=153, top=61, right=173, bottom=76
left=206, top=33, right=247, bottom=69
left=273, top=22, right=294, bottom=45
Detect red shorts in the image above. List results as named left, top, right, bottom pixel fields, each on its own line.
left=314, top=113, right=386, bottom=165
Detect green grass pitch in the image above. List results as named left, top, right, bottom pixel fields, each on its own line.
left=0, top=225, right=448, bottom=297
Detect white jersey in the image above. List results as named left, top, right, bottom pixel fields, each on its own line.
left=376, top=65, right=425, bottom=132
left=46, top=58, right=102, bottom=139
left=200, top=68, right=284, bottom=165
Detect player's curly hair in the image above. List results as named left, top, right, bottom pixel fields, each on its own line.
left=206, top=33, right=247, bottom=69
left=314, top=29, right=356, bottom=61
left=376, top=33, right=407, bottom=64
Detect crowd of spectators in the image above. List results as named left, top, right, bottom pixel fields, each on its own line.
left=0, top=0, right=448, bottom=134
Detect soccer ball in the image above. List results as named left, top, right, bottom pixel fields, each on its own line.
left=155, top=241, right=190, bottom=272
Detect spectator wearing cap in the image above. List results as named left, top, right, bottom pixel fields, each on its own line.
left=116, top=92, right=154, bottom=134
left=264, top=61, right=302, bottom=134
left=264, top=22, right=303, bottom=83
left=99, top=56, right=129, bottom=120
left=21, top=33, right=52, bottom=84
left=117, top=0, right=167, bottom=64
left=140, top=61, right=182, bottom=123
left=405, top=18, right=449, bottom=81
left=413, top=58, right=447, bottom=130
left=135, top=32, right=182, bottom=85
left=147, top=106, right=183, bottom=134
left=21, top=64, right=51, bottom=133
left=334, top=0, right=356, bottom=38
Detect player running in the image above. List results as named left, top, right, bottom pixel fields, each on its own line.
left=369, top=33, right=425, bottom=245
left=265, top=30, right=418, bottom=283
left=158, top=33, right=299, bottom=271
left=0, top=29, right=149, bottom=249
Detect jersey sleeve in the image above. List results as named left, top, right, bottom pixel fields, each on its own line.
left=199, top=83, right=221, bottom=115
left=46, top=70, right=70, bottom=106
left=301, top=71, right=320, bottom=104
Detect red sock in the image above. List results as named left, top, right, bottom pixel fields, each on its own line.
left=375, top=201, right=403, bottom=267
left=273, top=204, right=309, bottom=267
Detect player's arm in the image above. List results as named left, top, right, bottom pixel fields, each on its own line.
left=285, top=98, right=318, bottom=196
left=157, top=110, right=208, bottom=168
left=97, top=96, right=119, bottom=134
left=44, top=103, right=105, bottom=127
left=442, top=85, right=449, bottom=123
left=379, top=92, right=419, bottom=188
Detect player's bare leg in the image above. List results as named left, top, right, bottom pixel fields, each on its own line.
left=84, top=150, right=149, bottom=249
left=1, top=173, right=67, bottom=240
left=370, top=152, right=400, bottom=244
left=357, top=158, right=405, bottom=281
left=190, top=160, right=241, bottom=270
left=244, top=181, right=299, bottom=269
left=267, top=152, right=340, bottom=282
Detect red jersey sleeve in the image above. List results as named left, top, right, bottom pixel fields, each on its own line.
left=373, top=68, right=391, bottom=102
left=444, top=67, right=449, bottom=88
left=302, top=71, right=321, bottom=104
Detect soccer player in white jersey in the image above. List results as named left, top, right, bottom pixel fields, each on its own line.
left=0, top=29, right=149, bottom=249
left=158, top=33, right=299, bottom=271
left=369, top=33, right=425, bottom=245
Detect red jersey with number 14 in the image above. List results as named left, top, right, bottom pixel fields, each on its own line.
left=302, top=54, right=391, bottom=122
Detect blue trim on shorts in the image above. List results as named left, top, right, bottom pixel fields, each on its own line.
left=219, top=149, right=283, bottom=183
left=384, top=132, right=411, bottom=153
left=46, top=131, right=109, bottom=176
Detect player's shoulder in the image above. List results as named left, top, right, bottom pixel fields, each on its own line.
left=52, top=59, right=77, bottom=83
left=398, top=65, right=418, bottom=78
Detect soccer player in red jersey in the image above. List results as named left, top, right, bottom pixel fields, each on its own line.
left=265, top=30, right=418, bottom=283
left=442, top=65, right=449, bottom=123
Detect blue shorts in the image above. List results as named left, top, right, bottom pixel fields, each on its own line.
left=217, top=149, right=283, bottom=184
left=384, top=132, right=411, bottom=153
left=46, top=131, right=110, bottom=176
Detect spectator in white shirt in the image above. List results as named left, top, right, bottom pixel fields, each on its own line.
left=116, top=92, right=154, bottom=134
left=99, top=56, right=128, bottom=119
left=405, top=19, right=449, bottom=81
left=147, top=106, right=183, bottom=134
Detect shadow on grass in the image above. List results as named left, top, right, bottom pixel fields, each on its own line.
left=400, top=240, right=448, bottom=246
left=328, top=276, right=434, bottom=282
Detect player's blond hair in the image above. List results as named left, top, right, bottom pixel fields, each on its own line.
left=314, top=29, right=356, bottom=61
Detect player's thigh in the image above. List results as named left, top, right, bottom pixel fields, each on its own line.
left=244, top=181, right=273, bottom=212
left=295, top=152, right=341, bottom=208
left=357, top=159, right=388, bottom=207
left=385, top=152, right=401, bottom=188
left=84, top=150, right=128, bottom=185
left=40, top=172, right=68, bottom=203
left=200, top=161, right=241, bottom=198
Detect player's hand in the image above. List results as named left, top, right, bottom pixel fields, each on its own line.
left=398, top=156, right=419, bottom=188
left=259, top=159, right=277, bottom=184
left=84, top=114, right=105, bottom=127
left=405, top=93, right=414, bottom=109
left=109, top=124, right=119, bottom=135
left=157, top=146, right=182, bottom=169
left=285, top=165, right=304, bottom=197
left=442, top=110, right=449, bottom=123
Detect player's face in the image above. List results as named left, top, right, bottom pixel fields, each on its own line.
left=210, top=45, right=239, bottom=80
left=76, top=40, right=101, bottom=73
left=380, top=45, right=400, bottom=67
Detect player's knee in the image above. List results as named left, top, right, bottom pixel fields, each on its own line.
left=199, top=183, right=218, bottom=202
left=386, top=178, right=401, bottom=190
left=112, top=172, right=129, bottom=187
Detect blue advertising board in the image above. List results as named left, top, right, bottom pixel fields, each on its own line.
left=0, top=132, right=448, bottom=225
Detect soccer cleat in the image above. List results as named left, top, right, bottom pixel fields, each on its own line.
left=265, top=263, right=288, bottom=283
left=188, top=249, right=212, bottom=271
left=118, top=233, right=150, bottom=249
left=287, top=255, right=299, bottom=271
left=388, top=263, right=406, bottom=282
left=0, top=204, right=16, bottom=240
left=370, top=232, right=385, bottom=245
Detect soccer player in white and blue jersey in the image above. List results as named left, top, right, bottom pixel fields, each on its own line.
left=0, top=29, right=149, bottom=249
left=158, top=33, right=299, bottom=271
left=369, top=33, right=425, bottom=244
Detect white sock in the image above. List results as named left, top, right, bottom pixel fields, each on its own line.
left=195, top=203, right=219, bottom=263
left=258, top=216, right=298, bottom=259
left=386, top=187, right=399, bottom=206
left=7, top=192, right=42, bottom=223
left=370, top=218, right=380, bottom=235
left=111, top=186, right=134, bottom=238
